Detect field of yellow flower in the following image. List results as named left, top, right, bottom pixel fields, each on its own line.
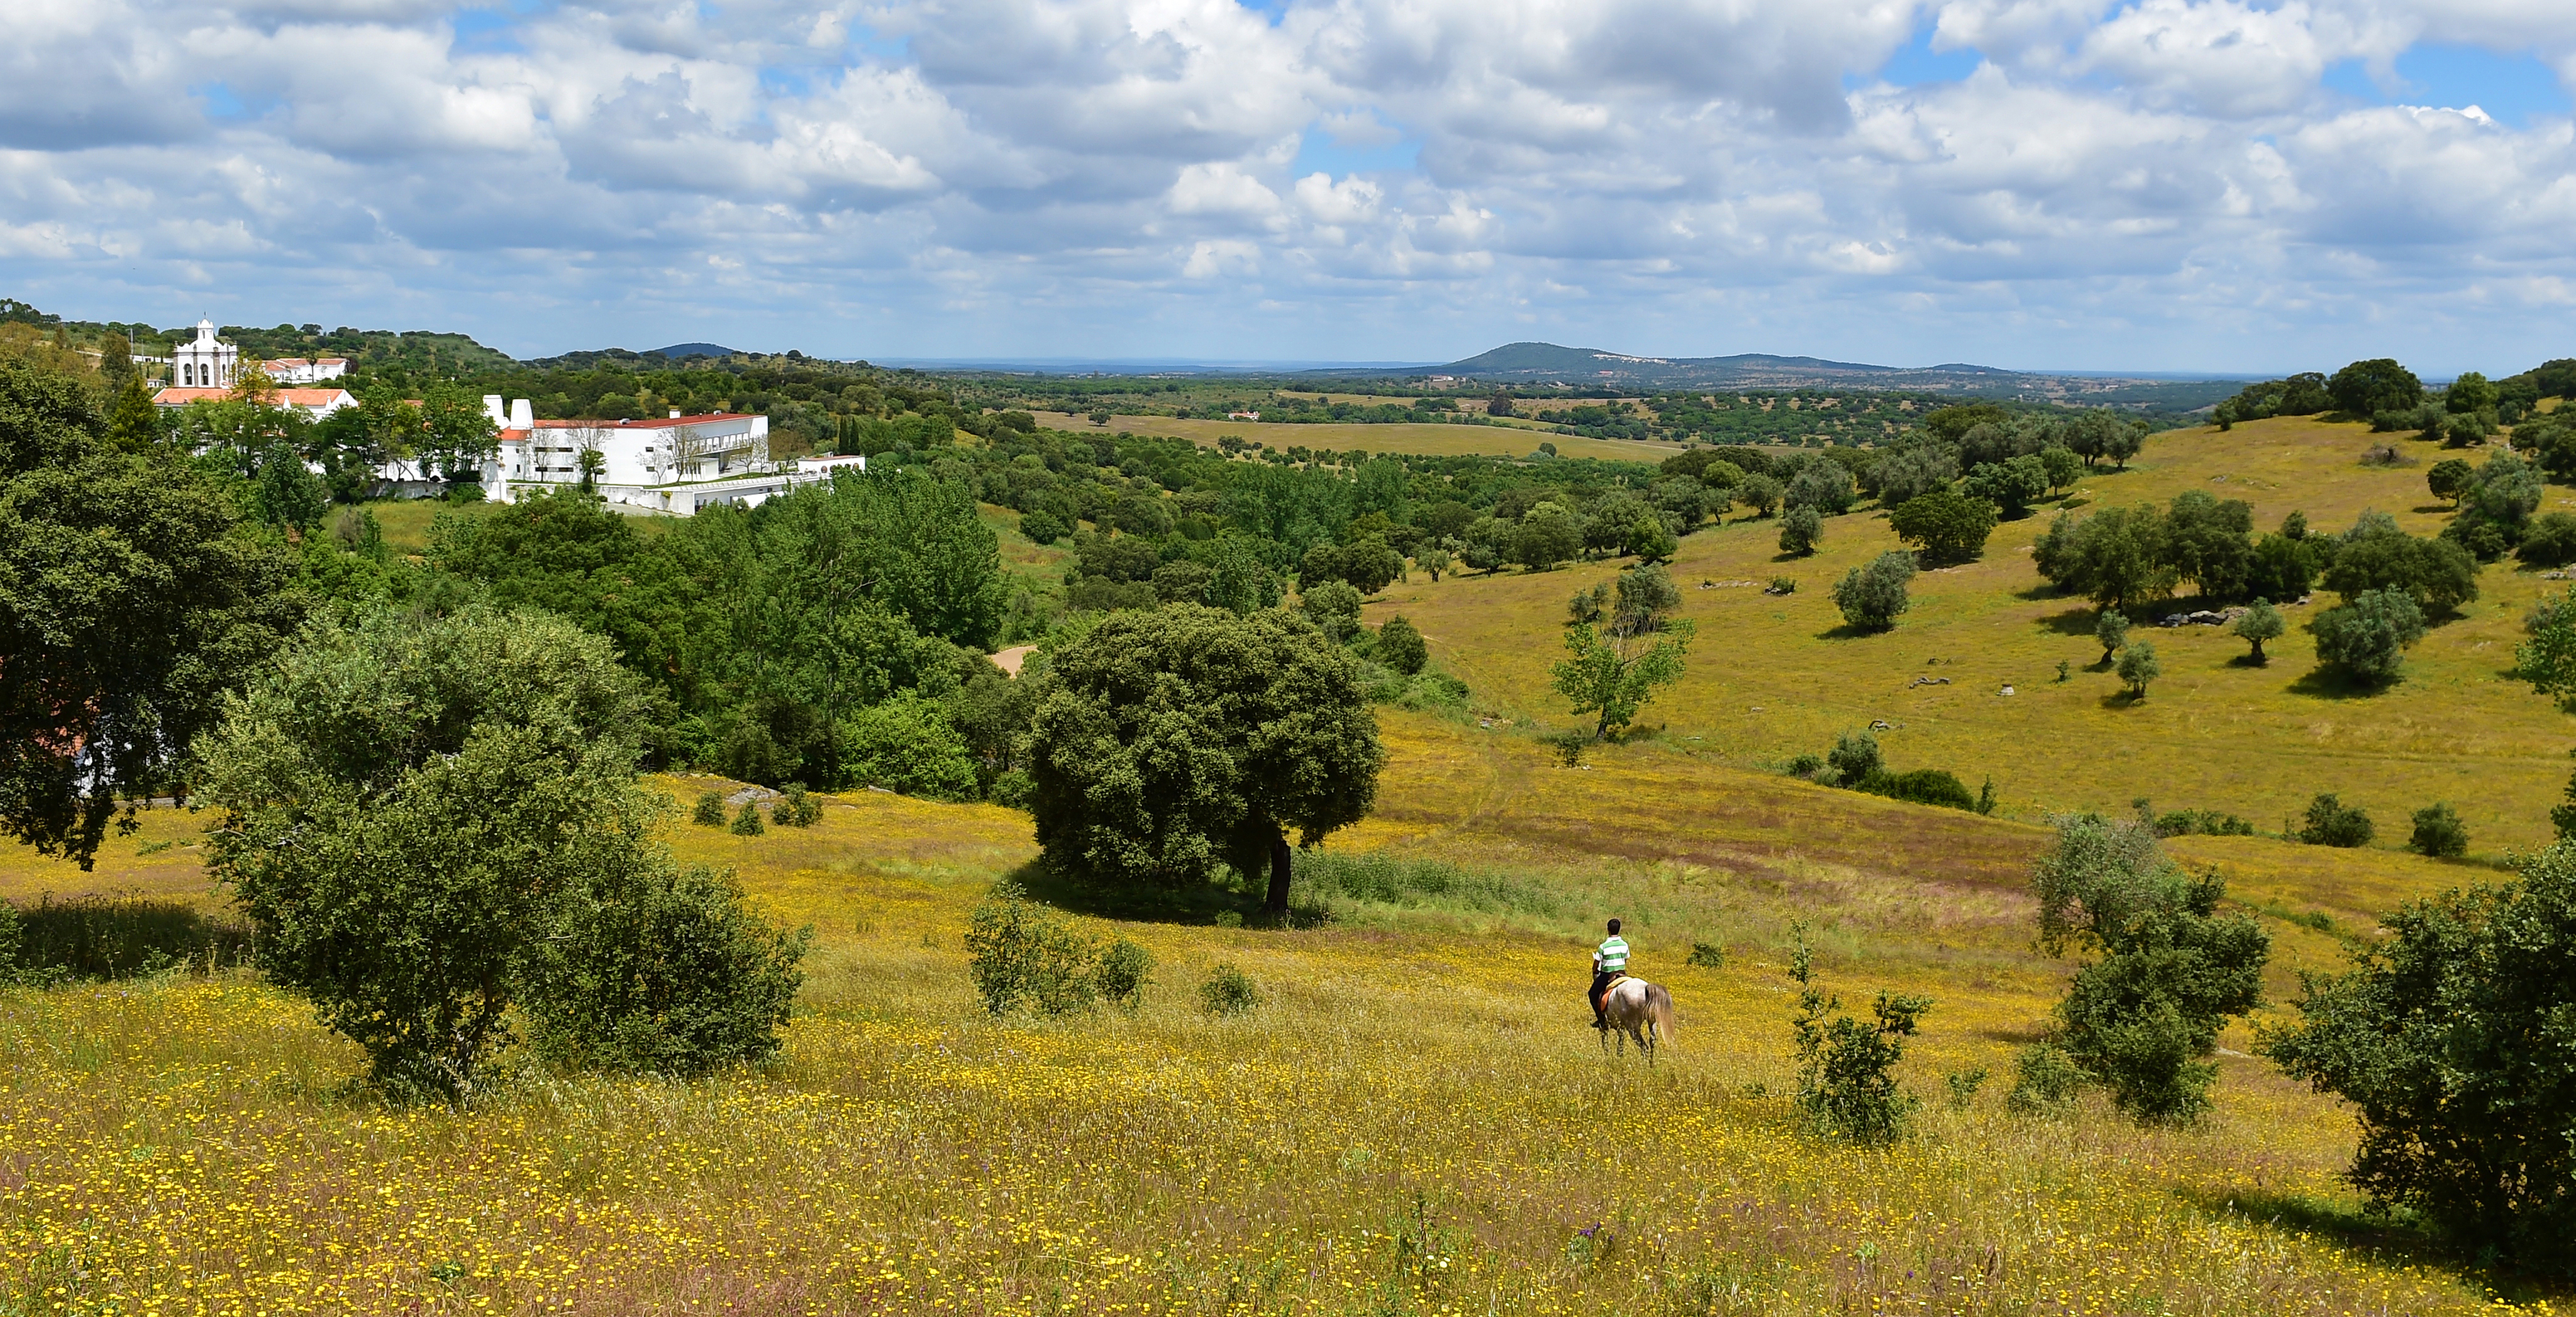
left=1, top=710, right=2559, bottom=1315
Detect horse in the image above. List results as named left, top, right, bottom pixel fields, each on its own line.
left=1598, top=977, right=1676, bottom=1064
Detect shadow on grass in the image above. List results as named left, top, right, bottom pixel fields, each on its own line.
left=1008, top=859, right=1325, bottom=929
left=2037, top=606, right=2100, bottom=637
left=2286, top=666, right=2396, bottom=701
left=9, top=895, right=253, bottom=979
left=2098, top=690, right=2146, bottom=710
left=1814, top=622, right=1895, bottom=641
left=2225, top=653, right=2275, bottom=669
left=2172, top=1190, right=2568, bottom=1300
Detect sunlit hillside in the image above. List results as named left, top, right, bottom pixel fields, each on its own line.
left=1, top=706, right=2547, bottom=1315
left=1372, top=416, right=2576, bottom=854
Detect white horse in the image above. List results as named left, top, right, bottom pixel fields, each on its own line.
left=1598, top=977, right=1676, bottom=1064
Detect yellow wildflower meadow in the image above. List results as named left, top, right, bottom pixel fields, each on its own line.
left=0, top=711, right=2558, bottom=1315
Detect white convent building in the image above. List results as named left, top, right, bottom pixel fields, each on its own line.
left=169, top=319, right=237, bottom=389
left=477, top=398, right=866, bottom=515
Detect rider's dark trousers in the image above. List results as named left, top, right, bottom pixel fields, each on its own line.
left=1590, top=970, right=1619, bottom=1026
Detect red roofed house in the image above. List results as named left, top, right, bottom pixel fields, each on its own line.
left=151, top=385, right=357, bottom=419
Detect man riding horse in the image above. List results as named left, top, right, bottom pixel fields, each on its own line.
left=1590, top=918, right=1628, bottom=1031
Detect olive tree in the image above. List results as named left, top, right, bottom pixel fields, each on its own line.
left=2232, top=599, right=2284, bottom=664
left=2312, top=588, right=2427, bottom=685
left=1832, top=552, right=1916, bottom=632
left=1888, top=488, right=1998, bottom=566
left=1025, top=605, right=1383, bottom=915
left=2115, top=641, right=2161, bottom=699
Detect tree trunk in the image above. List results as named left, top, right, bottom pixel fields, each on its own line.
left=1264, top=832, right=1294, bottom=916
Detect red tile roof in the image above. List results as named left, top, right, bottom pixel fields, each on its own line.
left=151, top=387, right=355, bottom=407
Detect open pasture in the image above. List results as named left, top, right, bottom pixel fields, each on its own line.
left=0, top=710, right=2544, bottom=1315
left=1027, top=411, right=1678, bottom=463
left=1373, top=415, right=2576, bottom=854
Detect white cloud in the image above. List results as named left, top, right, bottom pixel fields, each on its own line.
left=0, top=0, right=2571, bottom=370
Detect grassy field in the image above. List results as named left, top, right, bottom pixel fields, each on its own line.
left=1028, top=412, right=1680, bottom=463
left=1, top=706, right=2554, bottom=1315
left=1373, top=415, right=2576, bottom=856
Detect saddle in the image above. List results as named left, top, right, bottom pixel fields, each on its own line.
left=1593, top=973, right=1632, bottom=1011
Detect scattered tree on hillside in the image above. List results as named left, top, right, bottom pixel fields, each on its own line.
left=1514, top=502, right=1584, bottom=571
left=2325, top=512, right=2477, bottom=618
left=1788, top=924, right=1931, bottom=1144
left=1832, top=552, right=1916, bottom=632
left=2262, top=841, right=2576, bottom=1273
left=1553, top=563, right=1695, bottom=742
left=1778, top=504, right=1822, bottom=557
left=2517, top=590, right=2576, bottom=713
left=2095, top=609, right=2130, bottom=666
left=2408, top=802, right=2468, bottom=858
left=2311, top=588, right=2427, bottom=685
left=1375, top=615, right=1428, bottom=675
left=2427, top=458, right=2476, bottom=509
left=2232, top=599, right=2284, bottom=665
left=1889, top=488, right=1998, bottom=565
left=2039, top=446, right=2084, bottom=495
left=2328, top=359, right=2424, bottom=417
left=1964, top=455, right=2049, bottom=518
left=2297, top=793, right=2375, bottom=847
left=2024, top=810, right=2269, bottom=1124
left=1736, top=473, right=1784, bottom=519
left=1784, top=461, right=1857, bottom=517
left=1025, top=605, right=1383, bottom=915
left=2115, top=641, right=2161, bottom=700
left=2036, top=505, right=2177, bottom=613
left=1872, top=443, right=1959, bottom=508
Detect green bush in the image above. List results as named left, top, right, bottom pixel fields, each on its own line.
left=527, top=865, right=811, bottom=1076
left=1788, top=926, right=1929, bottom=1143
left=1858, top=768, right=1978, bottom=811
left=1944, top=1066, right=1989, bottom=1110
left=1888, top=488, right=1998, bottom=566
left=1777, top=505, right=1822, bottom=557
left=840, top=693, right=979, bottom=800
left=692, top=791, right=727, bottom=827
left=2310, top=588, right=2427, bottom=685
left=1686, top=941, right=1727, bottom=969
left=963, top=879, right=1104, bottom=1017
left=2517, top=512, right=2576, bottom=568
left=2298, top=794, right=2374, bottom=847
left=731, top=800, right=766, bottom=836
left=2263, top=841, right=2576, bottom=1273
left=774, top=784, right=822, bottom=827
left=2007, top=1041, right=2086, bottom=1115
left=2408, top=802, right=2468, bottom=858
left=1826, top=730, right=1882, bottom=783
left=1200, top=963, right=1262, bottom=1017
left=1376, top=616, right=1428, bottom=676
left=1017, top=508, right=1069, bottom=544
left=1094, top=939, right=1154, bottom=1011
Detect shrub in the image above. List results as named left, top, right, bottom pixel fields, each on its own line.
left=526, top=865, right=811, bottom=1076
left=964, top=879, right=1103, bottom=1016
left=1831, top=552, right=1915, bottom=632
left=2008, top=1041, right=2086, bottom=1115
left=1736, top=473, right=1783, bottom=518
left=2031, top=812, right=2269, bottom=1124
left=1887, top=488, right=1998, bottom=565
left=2298, top=794, right=2374, bottom=847
left=1826, top=730, right=1883, bottom=783
left=1765, top=576, right=1796, bottom=595
left=774, top=784, right=822, bottom=827
left=731, top=800, right=766, bottom=836
left=1788, top=927, right=1929, bottom=1143
left=2408, top=802, right=2468, bottom=858
left=2154, top=808, right=2254, bottom=837
left=1376, top=616, right=1428, bottom=676
left=2325, top=515, right=2477, bottom=617
left=2115, top=641, right=2160, bottom=699
left=1200, top=963, right=1261, bottom=1016
left=2310, top=588, right=2427, bottom=685
left=1859, top=768, right=1977, bottom=811
left=1300, top=578, right=1365, bottom=642
left=692, top=791, right=727, bottom=827
left=1094, top=939, right=1153, bottom=1011
left=2262, top=842, right=2576, bottom=1272
left=1785, top=753, right=1826, bottom=779
left=2517, top=512, right=2576, bottom=568
left=1944, top=1067, right=1988, bottom=1109
left=1777, top=505, right=1822, bottom=556
left=840, top=693, right=980, bottom=799
left=1686, top=941, right=1727, bottom=968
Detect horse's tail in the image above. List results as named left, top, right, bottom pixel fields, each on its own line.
left=1647, top=983, right=1676, bottom=1048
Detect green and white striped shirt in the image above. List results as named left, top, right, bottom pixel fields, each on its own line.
left=1596, top=936, right=1629, bottom=974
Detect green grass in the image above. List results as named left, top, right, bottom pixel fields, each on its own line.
left=1374, top=415, right=2576, bottom=855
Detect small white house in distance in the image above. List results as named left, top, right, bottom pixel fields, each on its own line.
left=479, top=398, right=865, bottom=515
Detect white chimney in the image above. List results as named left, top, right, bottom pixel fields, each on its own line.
left=510, top=398, right=534, bottom=429
left=483, top=395, right=505, bottom=427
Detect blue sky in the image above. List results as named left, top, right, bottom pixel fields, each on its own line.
left=4, top=0, right=2574, bottom=374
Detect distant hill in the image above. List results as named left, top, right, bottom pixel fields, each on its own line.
left=1434, top=341, right=2240, bottom=409
left=653, top=342, right=736, bottom=359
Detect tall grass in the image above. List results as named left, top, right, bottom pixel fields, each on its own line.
left=7, top=894, right=251, bottom=978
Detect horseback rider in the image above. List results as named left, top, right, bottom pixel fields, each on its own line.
left=1590, top=918, right=1629, bottom=1031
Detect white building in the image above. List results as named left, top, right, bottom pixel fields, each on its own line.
left=170, top=319, right=237, bottom=389
left=264, top=357, right=349, bottom=384
left=476, top=397, right=865, bottom=514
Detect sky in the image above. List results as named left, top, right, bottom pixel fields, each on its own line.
left=3, top=0, right=2574, bottom=373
